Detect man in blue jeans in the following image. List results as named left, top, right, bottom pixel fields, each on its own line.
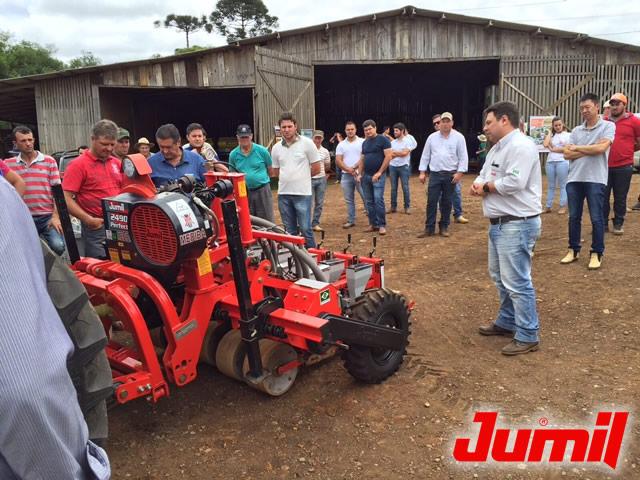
left=417, top=112, right=468, bottom=238
left=388, top=122, right=416, bottom=214
left=271, top=112, right=322, bottom=248
left=560, top=93, right=615, bottom=270
left=471, top=101, right=542, bottom=356
left=357, top=119, right=392, bottom=235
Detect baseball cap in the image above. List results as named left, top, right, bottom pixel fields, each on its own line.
left=236, top=124, right=253, bottom=136
left=603, top=100, right=611, bottom=108
left=117, top=128, right=130, bottom=140
left=440, top=112, right=453, bottom=121
left=610, top=93, right=628, bottom=105
left=313, top=129, right=324, bottom=138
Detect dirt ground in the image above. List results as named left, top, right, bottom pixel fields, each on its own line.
left=108, top=173, right=640, bottom=480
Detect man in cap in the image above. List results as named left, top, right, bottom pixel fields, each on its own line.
left=134, top=137, right=154, bottom=158
left=228, top=124, right=275, bottom=222
left=311, top=130, right=331, bottom=231
left=602, top=93, right=640, bottom=235
left=114, top=127, right=130, bottom=161
left=417, top=112, right=468, bottom=238
left=602, top=100, right=611, bottom=119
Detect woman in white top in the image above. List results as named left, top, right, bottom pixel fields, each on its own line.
left=543, top=117, right=571, bottom=213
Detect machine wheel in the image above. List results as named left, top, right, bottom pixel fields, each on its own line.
left=342, top=288, right=411, bottom=384
left=199, top=320, right=228, bottom=367
left=41, top=241, right=112, bottom=442
left=215, top=329, right=247, bottom=381
left=244, top=339, right=299, bottom=397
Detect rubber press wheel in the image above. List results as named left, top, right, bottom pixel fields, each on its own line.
left=342, top=288, right=411, bottom=384
left=244, top=339, right=299, bottom=397
left=215, top=329, right=247, bottom=381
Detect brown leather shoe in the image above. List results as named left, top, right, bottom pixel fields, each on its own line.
left=417, top=230, right=435, bottom=238
left=478, top=324, right=514, bottom=336
left=378, top=227, right=387, bottom=235
left=501, top=340, right=539, bottom=356
left=363, top=226, right=379, bottom=232
left=439, top=228, right=450, bottom=237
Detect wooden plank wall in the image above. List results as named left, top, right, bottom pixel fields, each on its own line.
left=35, top=76, right=100, bottom=153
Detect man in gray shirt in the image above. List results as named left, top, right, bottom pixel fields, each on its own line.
left=560, top=93, right=615, bottom=270
left=0, top=177, right=110, bottom=479
left=471, top=101, right=542, bottom=356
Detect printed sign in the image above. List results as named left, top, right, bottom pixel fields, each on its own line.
left=529, top=116, right=555, bottom=152
left=167, top=199, right=199, bottom=232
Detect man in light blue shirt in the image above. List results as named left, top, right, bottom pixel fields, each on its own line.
left=417, top=112, right=468, bottom=237
left=0, top=177, right=110, bottom=479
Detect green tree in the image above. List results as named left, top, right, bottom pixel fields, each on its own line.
left=154, top=14, right=208, bottom=48
left=207, top=0, right=278, bottom=43
left=68, top=50, right=101, bottom=69
left=0, top=31, right=64, bottom=79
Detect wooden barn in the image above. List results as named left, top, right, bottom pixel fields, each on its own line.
left=1, top=5, right=639, bottom=158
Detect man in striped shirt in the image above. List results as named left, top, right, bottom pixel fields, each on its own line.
left=4, top=126, right=66, bottom=255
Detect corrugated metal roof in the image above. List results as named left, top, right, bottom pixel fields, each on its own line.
left=0, top=4, right=638, bottom=88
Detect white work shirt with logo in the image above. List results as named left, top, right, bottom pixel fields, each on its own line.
left=271, top=135, right=320, bottom=195
left=336, top=137, right=364, bottom=168
left=473, top=129, right=542, bottom=218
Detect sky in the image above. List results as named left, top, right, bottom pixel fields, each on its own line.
left=0, top=0, right=638, bottom=65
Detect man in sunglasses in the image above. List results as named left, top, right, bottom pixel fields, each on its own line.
left=602, top=93, right=640, bottom=234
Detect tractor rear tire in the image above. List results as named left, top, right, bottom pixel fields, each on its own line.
left=42, top=241, right=112, bottom=443
left=342, top=288, right=411, bottom=384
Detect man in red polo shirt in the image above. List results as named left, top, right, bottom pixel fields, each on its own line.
left=63, top=119, right=123, bottom=258
left=603, top=93, right=640, bottom=235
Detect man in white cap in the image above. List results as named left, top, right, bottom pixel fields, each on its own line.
left=134, top=137, right=154, bottom=158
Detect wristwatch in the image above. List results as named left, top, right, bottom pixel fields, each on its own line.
left=483, top=183, right=490, bottom=193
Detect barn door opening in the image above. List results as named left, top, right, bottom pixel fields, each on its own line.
left=254, top=46, right=314, bottom=147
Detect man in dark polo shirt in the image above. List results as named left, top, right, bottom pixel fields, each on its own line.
left=63, top=119, right=123, bottom=259
left=229, top=124, right=274, bottom=222
left=602, top=93, right=640, bottom=235
left=148, top=124, right=207, bottom=188
left=357, top=119, right=392, bottom=235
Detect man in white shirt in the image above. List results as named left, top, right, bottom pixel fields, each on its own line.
left=388, top=122, right=416, bottom=214
left=417, top=112, right=468, bottom=238
left=335, top=121, right=366, bottom=228
left=471, top=101, right=542, bottom=356
left=311, top=130, right=331, bottom=232
left=271, top=112, right=321, bottom=248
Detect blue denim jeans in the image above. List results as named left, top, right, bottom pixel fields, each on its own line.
left=488, top=216, right=542, bottom=343
left=361, top=172, right=387, bottom=228
left=566, top=181, right=606, bottom=254
left=452, top=181, right=463, bottom=218
left=545, top=160, right=569, bottom=209
left=278, top=194, right=315, bottom=248
left=82, top=224, right=107, bottom=259
left=340, top=173, right=365, bottom=224
left=388, top=164, right=410, bottom=211
left=33, top=214, right=66, bottom=256
left=311, top=177, right=327, bottom=227
left=604, top=165, right=633, bottom=228
left=425, top=171, right=455, bottom=232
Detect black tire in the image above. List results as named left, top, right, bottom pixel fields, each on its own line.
left=342, top=288, right=411, bottom=384
left=41, top=241, right=112, bottom=442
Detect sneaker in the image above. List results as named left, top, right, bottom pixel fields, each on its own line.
left=560, top=250, right=579, bottom=264
left=478, top=324, right=514, bottom=337
left=342, top=222, right=355, bottom=229
left=378, top=227, right=387, bottom=235
left=455, top=215, right=469, bottom=224
left=404, top=208, right=411, bottom=215
left=417, top=230, right=435, bottom=238
left=588, top=253, right=602, bottom=270
left=557, top=208, right=566, bottom=214
left=543, top=207, right=552, bottom=214
left=386, top=208, right=397, bottom=214
left=439, top=228, right=450, bottom=237
left=612, top=225, right=624, bottom=235
left=632, top=202, right=640, bottom=211
left=312, top=225, right=324, bottom=232
left=501, top=340, right=539, bottom=356
left=626, top=207, right=632, bottom=213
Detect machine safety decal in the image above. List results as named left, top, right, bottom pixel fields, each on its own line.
left=237, top=180, right=247, bottom=198
left=167, top=199, right=199, bottom=232
left=196, top=249, right=212, bottom=276
left=108, top=248, right=121, bottom=263
left=320, top=289, right=331, bottom=305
